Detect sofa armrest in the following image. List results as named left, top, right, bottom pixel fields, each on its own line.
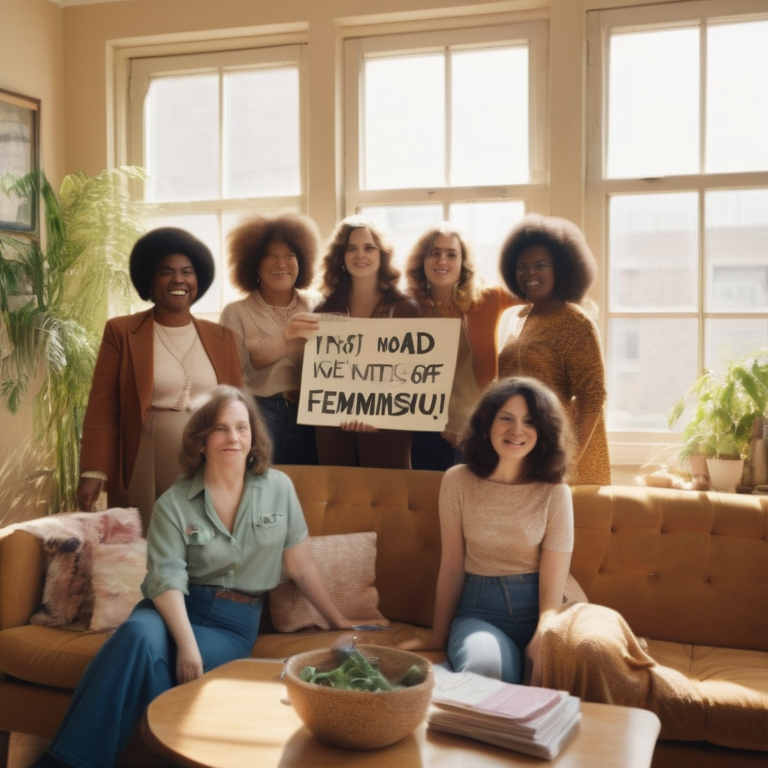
left=0, top=529, right=44, bottom=630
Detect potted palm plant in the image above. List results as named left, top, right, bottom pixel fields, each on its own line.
left=0, top=167, right=145, bottom=516
left=668, top=350, right=768, bottom=492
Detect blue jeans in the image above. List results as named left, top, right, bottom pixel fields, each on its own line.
left=447, top=573, right=539, bottom=684
left=49, top=585, right=262, bottom=768
left=256, top=395, right=318, bottom=465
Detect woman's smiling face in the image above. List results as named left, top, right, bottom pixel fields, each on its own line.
left=515, top=245, right=556, bottom=304
left=344, top=227, right=381, bottom=279
left=489, top=395, right=538, bottom=465
left=203, top=399, right=252, bottom=470
left=425, top=234, right=462, bottom=290
left=150, top=254, right=198, bottom=314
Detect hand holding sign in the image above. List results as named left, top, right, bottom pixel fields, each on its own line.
left=284, top=312, right=320, bottom=342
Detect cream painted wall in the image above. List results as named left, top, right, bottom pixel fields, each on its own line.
left=0, top=0, right=66, bottom=458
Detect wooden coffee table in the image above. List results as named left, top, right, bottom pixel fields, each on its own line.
left=142, top=659, right=660, bottom=768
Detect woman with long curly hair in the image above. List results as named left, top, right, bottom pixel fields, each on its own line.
left=498, top=214, right=610, bottom=485
left=314, top=215, right=419, bottom=468
left=405, top=222, right=518, bottom=470
left=219, top=212, right=321, bottom=465
left=402, top=377, right=575, bottom=686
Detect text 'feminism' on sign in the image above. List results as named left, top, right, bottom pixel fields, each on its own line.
left=299, top=318, right=461, bottom=430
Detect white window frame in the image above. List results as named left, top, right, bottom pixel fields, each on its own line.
left=123, top=38, right=308, bottom=319
left=343, top=21, right=550, bottom=223
left=585, top=0, right=768, bottom=467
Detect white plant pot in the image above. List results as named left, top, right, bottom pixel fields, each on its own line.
left=706, top=458, right=744, bottom=494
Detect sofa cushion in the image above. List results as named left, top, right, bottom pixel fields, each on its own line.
left=647, top=639, right=768, bottom=751
left=0, top=625, right=110, bottom=689
left=252, top=621, right=446, bottom=662
left=269, top=532, right=384, bottom=632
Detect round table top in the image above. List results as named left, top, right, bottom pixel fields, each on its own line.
left=142, top=658, right=661, bottom=768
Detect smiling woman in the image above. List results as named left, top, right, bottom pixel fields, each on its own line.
left=313, top=215, right=420, bottom=468
left=77, top=228, right=244, bottom=530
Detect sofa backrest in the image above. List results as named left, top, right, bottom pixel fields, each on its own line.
left=279, top=465, right=443, bottom=628
left=571, top=485, right=768, bottom=652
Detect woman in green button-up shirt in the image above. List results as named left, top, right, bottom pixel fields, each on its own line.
left=33, top=386, right=380, bottom=768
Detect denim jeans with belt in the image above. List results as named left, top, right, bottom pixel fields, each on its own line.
left=48, top=585, right=262, bottom=768
left=447, top=573, right=539, bottom=684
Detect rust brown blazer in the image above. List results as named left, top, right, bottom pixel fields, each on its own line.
left=79, top=309, right=244, bottom=498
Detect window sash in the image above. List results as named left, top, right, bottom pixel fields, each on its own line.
left=344, top=22, right=549, bottom=214
left=585, top=0, right=768, bottom=461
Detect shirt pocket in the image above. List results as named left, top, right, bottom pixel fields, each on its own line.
left=252, top=512, right=285, bottom=543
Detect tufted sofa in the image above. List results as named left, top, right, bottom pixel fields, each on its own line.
left=1, top=466, right=767, bottom=767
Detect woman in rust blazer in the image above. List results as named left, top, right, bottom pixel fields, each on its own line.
left=77, top=228, right=243, bottom=529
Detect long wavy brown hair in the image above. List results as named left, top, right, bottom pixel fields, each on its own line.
left=405, top=222, right=482, bottom=313
left=315, top=215, right=403, bottom=312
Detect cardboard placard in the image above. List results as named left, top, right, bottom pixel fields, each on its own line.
left=298, top=317, right=460, bottom=430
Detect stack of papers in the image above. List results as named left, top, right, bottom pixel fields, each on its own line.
left=428, top=666, right=581, bottom=760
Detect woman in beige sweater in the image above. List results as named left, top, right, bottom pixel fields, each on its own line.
left=219, top=213, right=321, bottom=465
left=405, top=377, right=574, bottom=686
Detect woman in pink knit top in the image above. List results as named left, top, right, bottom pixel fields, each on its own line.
left=406, top=376, right=574, bottom=686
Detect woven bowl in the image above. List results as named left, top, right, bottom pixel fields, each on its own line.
left=283, top=644, right=434, bottom=750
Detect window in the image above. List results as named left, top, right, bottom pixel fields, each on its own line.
left=586, top=1, right=768, bottom=450
left=128, top=44, right=307, bottom=318
left=344, top=22, right=548, bottom=279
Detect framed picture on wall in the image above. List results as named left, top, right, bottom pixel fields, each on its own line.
left=0, top=88, right=40, bottom=233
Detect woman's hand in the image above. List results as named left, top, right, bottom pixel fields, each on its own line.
left=175, top=642, right=205, bottom=684
left=76, top=477, right=104, bottom=512
left=441, top=430, right=458, bottom=447
left=340, top=420, right=378, bottom=433
left=525, top=631, right=543, bottom=687
left=284, top=312, right=320, bottom=342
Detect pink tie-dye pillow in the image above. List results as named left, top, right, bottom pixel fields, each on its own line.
left=15, top=507, right=146, bottom=632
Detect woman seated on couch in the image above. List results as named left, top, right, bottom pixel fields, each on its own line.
left=404, top=377, right=574, bottom=686
left=33, top=385, right=381, bottom=768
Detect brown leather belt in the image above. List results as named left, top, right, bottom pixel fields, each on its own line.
left=214, top=588, right=265, bottom=604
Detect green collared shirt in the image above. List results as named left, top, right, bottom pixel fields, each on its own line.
left=141, top=466, right=308, bottom=599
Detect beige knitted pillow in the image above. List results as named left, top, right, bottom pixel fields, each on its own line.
left=270, top=532, right=384, bottom=632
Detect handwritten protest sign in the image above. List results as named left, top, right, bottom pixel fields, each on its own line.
left=298, top=317, right=460, bottom=430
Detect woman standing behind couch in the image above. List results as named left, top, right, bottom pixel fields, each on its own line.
left=33, top=386, right=376, bottom=768
left=314, top=215, right=420, bottom=468
left=403, top=377, right=574, bottom=687
left=219, top=213, right=321, bottom=465
left=77, top=228, right=243, bottom=529
left=405, top=222, right=518, bottom=470
left=498, top=214, right=611, bottom=486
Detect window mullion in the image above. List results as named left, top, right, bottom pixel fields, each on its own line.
left=444, top=46, right=452, bottom=188
left=218, top=69, right=225, bottom=201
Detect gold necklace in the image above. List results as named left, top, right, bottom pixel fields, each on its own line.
left=155, top=323, right=197, bottom=410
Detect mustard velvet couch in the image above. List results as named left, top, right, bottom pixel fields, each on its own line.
left=0, top=465, right=767, bottom=768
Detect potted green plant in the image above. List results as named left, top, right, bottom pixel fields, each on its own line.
left=668, top=350, right=768, bottom=492
left=0, top=167, right=145, bottom=515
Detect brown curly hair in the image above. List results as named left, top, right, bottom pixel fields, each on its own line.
left=405, top=222, right=483, bottom=313
left=228, top=212, right=320, bottom=293
left=316, top=215, right=402, bottom=311
left=461, top=377, right=574, bottom=482
left=499, top=214, right=597, bottom=303
left=180, top=386, right=272, bottom=477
